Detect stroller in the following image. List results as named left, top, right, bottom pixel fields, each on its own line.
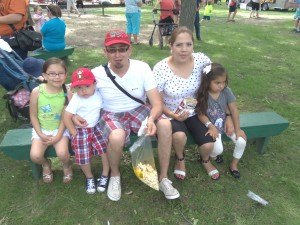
left=0, top=47, right=41, bottom=121
left=149, top=9, right=178, bottom=49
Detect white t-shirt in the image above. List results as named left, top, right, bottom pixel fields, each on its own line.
left=92, top=59, right=157, bottom=113
left=65, top=89, right=102, bottom=128
left=153, top=52, right=211, bottom=118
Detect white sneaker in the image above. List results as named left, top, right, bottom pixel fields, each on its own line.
left=107, top=176, right=121, bottom=201
left=159, top=178, right=180, bottom=200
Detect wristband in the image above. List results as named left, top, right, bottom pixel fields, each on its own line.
left=226, top=113, right=231, bottom=117
left=205, top=121, right=212, bottom=128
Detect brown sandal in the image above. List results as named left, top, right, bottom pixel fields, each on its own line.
left=42, top=159, right=53, bottom=183
left=63, top=162, right=73, bottom=184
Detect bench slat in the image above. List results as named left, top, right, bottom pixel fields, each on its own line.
left=0, top=112, right=289, bottom=179
left=240, top=112, right=289, bottom=138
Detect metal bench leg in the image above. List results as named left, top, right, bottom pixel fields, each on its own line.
left=30, top=161, right=42, bottom=180
left=255, top=137, right=270, bottom=154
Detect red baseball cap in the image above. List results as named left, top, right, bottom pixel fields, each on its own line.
left=71, top=68, right=96, bottom=88
left=104, top=30, right=130, bottom=46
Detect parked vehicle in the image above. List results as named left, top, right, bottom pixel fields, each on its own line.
left=240, top=0, right=295, bottom=11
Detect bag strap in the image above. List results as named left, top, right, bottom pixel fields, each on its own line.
left=103, top=64, right=145, bottom=105
left=5, top=97, right=18, bottom=122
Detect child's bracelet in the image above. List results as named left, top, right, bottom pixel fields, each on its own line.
left=205, top=121, right=212, bottom=128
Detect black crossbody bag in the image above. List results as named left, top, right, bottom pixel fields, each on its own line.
left=103, top=64, right=145, bottom=105
left=0, top=11, right=42, bottom=52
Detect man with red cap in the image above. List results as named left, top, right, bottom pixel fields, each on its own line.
left=73, top=30, right=180, bottom=201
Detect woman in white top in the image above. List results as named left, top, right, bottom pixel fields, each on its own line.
left=153, top=26, right=233, bottom=181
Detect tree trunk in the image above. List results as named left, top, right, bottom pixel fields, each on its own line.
left=179, top=0, right=197, bottom=32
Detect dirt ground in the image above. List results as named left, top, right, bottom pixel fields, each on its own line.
left=62, top=8, right=292, bottom=47
left=64, top=12, right=126, bottom=47
left=63, top=10, right=153, bottom=47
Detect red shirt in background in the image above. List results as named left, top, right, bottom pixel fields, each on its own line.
left=159, top=0, right=175, bottom=20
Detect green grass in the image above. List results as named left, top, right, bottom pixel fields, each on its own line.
left=1, top=5, right=300, bottom=225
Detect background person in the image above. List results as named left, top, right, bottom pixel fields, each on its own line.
left=32, top=5, right=46, bottom=33
left=153, top=0, right=176, bottom=44
left=174, top=0, right=181, bottom=24
left=67, top=0, right=81, bottom=17
left=76, top=0, right=86, bottom=14
left=153, top=0, right=175, bottom=24
left=227, top=0, right=237, bottom=22
left=284, top=0, right=300, bottom=33
left=22, top=57, right=45, bottom=81
left=41, top=4, right=66, bottom=51
left=194, top=0, right=201, bottom=41
left=201, top=0, right=213, bottom=22
left=294, top=8, right=300, bottom=33
left=249, top=0, right=260, bottom=18
left=0, top=0, right=28, bottom=59
left=124, top=0, right=143, bottom=44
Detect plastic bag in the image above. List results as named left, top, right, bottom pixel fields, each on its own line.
left=247, top=191, right=269, bottom=206
left=129, top=135, right=159, bottom=191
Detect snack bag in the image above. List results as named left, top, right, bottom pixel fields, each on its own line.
left=129, top=135, right=159, bottom=191
left=185, top=97, right=197, bottom=114
left=174, top=97, right=197, bottom=116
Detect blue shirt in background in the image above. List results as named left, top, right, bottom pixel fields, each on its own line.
left=125, top=0, right=141, bottom=13
left=41, top=17, right=66, bottom=51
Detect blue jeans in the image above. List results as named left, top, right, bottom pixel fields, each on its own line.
left=194, top=12, right=201, bottom=40
left=0, top=49, right=25, bottom=91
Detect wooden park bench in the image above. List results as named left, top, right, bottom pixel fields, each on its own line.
left=29, top=46, right=75, bottom=60
left=98, top=2, right=125, bottom=16
left=0, top=112, right=289, bottom=180
left=30, top=1, right=125, bottom=16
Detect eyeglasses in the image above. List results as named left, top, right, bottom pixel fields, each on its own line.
left=45, top=72, right=66, bottom=77
left=105, top=46, right=129, bottom=54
